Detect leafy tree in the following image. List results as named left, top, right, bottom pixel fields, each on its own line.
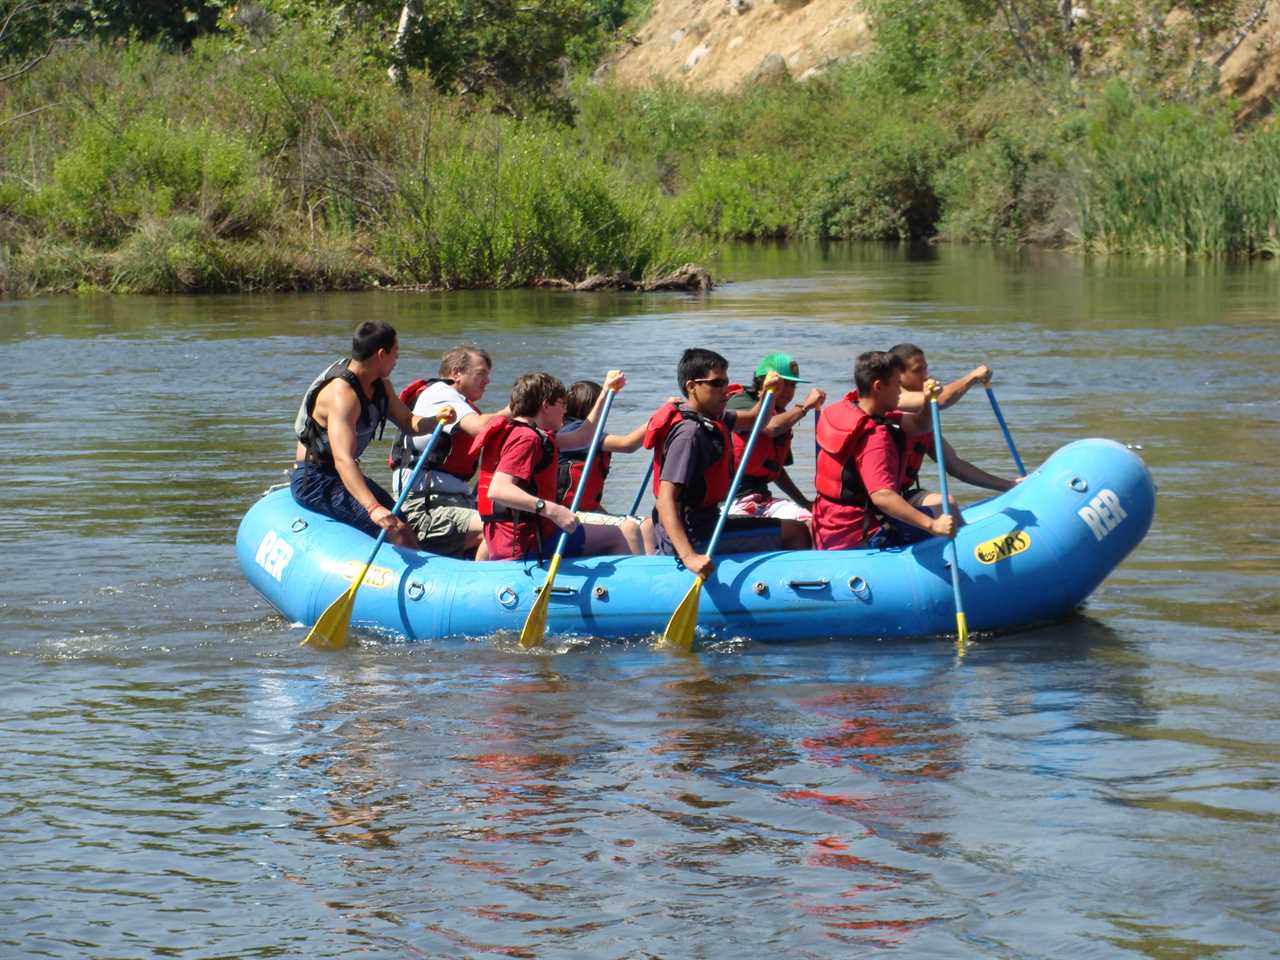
left=390, top=0, right=632, bottom=119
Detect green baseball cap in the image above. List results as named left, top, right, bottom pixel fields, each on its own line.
left=754, top=351, right=809, bottom=383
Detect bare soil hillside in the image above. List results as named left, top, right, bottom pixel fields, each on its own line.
left=602, top=0, right=872, bottom=91
left=603, top=0, right=1280, bottom=117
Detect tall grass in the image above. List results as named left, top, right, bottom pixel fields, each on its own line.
left=1078, top=82, right=1280, bottom=256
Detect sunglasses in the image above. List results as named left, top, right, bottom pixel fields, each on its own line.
left=690, top=377, right=729, bottom=389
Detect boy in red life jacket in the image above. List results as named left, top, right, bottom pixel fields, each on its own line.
left=291, top=321, right=456, bottom=549
left=557, top=380, right=656, bottom=555
left=390, top=344, right=510, bottom=559
left=474, top=371, right=640, bottom=562
left=645, top=348, right=811, bottom=579
left=888, top=343, right=1017, bottom=501
left=812, top=351, right=957, bottom=551
left=725, top=352, right=827, bottom=542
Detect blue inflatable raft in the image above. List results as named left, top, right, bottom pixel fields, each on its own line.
left=236, top=439, right=1154, bottom=644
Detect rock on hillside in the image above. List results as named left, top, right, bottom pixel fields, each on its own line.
left=602, top=0, right=872, bottom=91
left=603, top=0, right=1280, bottom=118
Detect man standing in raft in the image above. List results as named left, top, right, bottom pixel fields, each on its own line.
left=390, top=344, right=506, bottom=558
left=889, top=342, right=1017, bottom=501
left=645, top=348, right=811, bottom=578
left=473, top=370, right=640, bottom=562
left=292, top=320, right=453, bottom=548
left=725, top=351, right=827, bottom=540
left=812, top=350, right=956, bottom=550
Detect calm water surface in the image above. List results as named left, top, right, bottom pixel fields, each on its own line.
left=2, top=244, right=1277, bottom=958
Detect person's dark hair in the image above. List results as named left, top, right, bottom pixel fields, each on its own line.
left=676, top=348, right=729, bottom=397
left=509, top=373, right=567, bottom=417
left=439, top=344, right=492, bottom=379
left=566, top=380, right=601, bottom=421
left=854, top=351, right=904, bottom=393
left=889, top=342, right=924, bottom=365
left=352, top=321, right=397, bottom=361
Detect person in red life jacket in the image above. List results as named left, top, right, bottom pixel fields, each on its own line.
left=725, top=352, right=827, bottom=540
left=291, top=321, right=455, bottom=548
left=389, top=344, right=509, bottom=558
left=645, top=348, right=811, bottom=579
left=888, top=342, right=1017, bottom=501
left=474, top=370, right=641, bottom=562
left=556, top=380, right=656, bottom=555
left=811, top=350, right=956, bottom=551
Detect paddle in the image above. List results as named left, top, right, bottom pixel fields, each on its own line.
left=984, top=384, right=1026, bottom=477
left=662, top=388, right=776, bottom=653
left=628, top=458, right=654, bottom=517
left=927, top=384, right=969, bottom=647
left=519, top=387, right=618, bottom=649
left=301, top=412, right=449, bottom=650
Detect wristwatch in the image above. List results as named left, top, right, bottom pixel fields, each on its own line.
left=534, top=499, right=546, bottom=514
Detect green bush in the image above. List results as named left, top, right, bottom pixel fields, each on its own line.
left=670, top=154, right=804, bottom=240
left=38, top=114, right=273, bottom=246
left=800, top=115, right=954, bottom=241
left=380, top=124, right=696, bottom=287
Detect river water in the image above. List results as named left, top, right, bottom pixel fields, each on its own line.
left=2, top=244, right=1277, bottom=957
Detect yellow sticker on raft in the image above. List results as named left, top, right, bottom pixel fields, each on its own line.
left=338, top=561, right=396, bottom=589
left=974, top=530, right=1031, bottom=565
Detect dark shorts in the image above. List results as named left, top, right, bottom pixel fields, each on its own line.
left=290, top=461, right=395, bottom=539
left=867, top=501, right=937, bottom=548
left=654, top=513, right=786, bottom=557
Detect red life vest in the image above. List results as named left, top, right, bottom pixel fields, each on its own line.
left=642, top=402, right=732, bottom=509
left=814, top=392, right=905, bottom=506
left=387, top=378, right=482, bottom=481
left=898, top=427, right=933, bottom=495
left=557, top=447, right=611, bottom=512
left=724, top=384, right=792, bottom=493
left=472, top=417, right=558, bottom=546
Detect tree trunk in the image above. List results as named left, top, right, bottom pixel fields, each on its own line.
left=388, top=1, right=416, bottom=86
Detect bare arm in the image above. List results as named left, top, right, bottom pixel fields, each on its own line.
left=870, top=488, right=956, bottom=538
left=557, top=370, right=626, bottom=449
left=937, top=437, right=1015, bottom=492
left=898, top=365, right=992, bottom=414
left=324, top=386, right=410, bottom=537
left=657, top=479, right=713, bottom=577
left=749, top=387, right=826, bottom=438
left=488, top=472, right=578, bottom=533
left=727, top=372, right=785, bottom=430
left=385, top=380, right=456, bottom=434
left=450, top=408, right=508, bottom=439
left=603, top=422, right=646, bottom=453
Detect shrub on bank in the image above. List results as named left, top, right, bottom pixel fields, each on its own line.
left=38, top=114, right=273, bottom=246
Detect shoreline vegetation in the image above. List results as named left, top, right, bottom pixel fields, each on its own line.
left=1, top=2, right=1278, bottom=297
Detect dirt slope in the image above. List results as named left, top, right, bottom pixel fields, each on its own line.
left=603, top=0, right=872, bottom=91
left=603, top=0, right=1279, bottom=117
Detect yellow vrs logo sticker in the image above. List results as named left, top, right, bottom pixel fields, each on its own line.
left=974, top=530, right=1031, bottom=565
left=338, top=561, right=396, bottom=589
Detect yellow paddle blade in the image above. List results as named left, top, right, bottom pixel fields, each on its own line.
left=661, top=575, right=705, bottom=653
left=518, top=554, right=562, bottom=649
left=301, top=580, right=359, bottom=650
left=955, top=611, right=969, bottom=655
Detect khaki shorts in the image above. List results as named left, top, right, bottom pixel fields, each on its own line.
left=403, top=491, right=478, bottom=557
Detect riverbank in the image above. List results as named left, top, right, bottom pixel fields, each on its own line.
left=2, top=19, right=1278, bottom=296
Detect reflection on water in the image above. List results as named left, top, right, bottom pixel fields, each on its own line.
left=1, top=243, right=1277, bottom=956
